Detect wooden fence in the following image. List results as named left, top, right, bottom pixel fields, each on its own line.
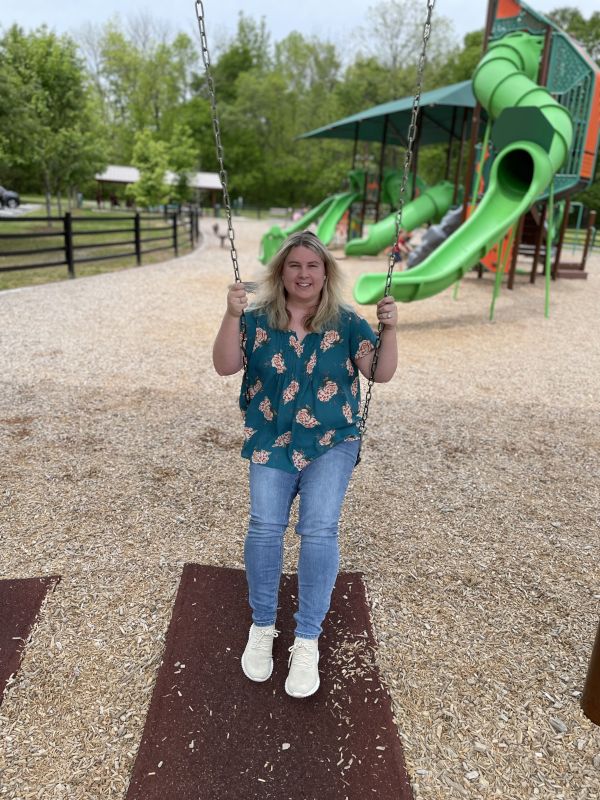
left=0, top=209, right=200, bottom=278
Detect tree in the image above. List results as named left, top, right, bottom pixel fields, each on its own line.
left=131, top=129, right=169, bottom=208
left=353, top=0, right=458, bottom=75
left=432, top=30, right=485, bottom=85
left=0, top=25, right=108, bottom=214
left=77, top=18, right=199, bottom=163
left=208, top=13, right=271, bottom=103
left=548, top=7, right=600, bottom=63
left=168, top=123, right=200, bottom=204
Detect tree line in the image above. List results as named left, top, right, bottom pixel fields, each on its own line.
left=0, top=3, right=598, bottom=212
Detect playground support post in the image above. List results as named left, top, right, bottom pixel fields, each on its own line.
left=582, top=618, right=600, bottom=726
left=460, top=0, right=495, bottom=225
left=552, top=195, right=570, bottom=279
left=544, top=182, right=555, bottom=319
left=453, top=107, right=470, bottom=207
left=445, top=107, right=457, bottom=181
left=489, top=221, right=518, bottom=321
left=411, top=109, right=423, bottom=202
left=349, top=122, right=360, bottom=243
left=374, top=115, right=389, bottom=224
left=581, top=210, right=597, bottom=268
left=507, top=213, right=525, bottom=291
left=530, top=203, right=547, bottom=284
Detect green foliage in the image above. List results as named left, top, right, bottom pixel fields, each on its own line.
left=168, top=123, right=199, bottom=203
left=210, top=13, right=271, bottom=103
left=435, top=30, right=485, bottom=85
left=79, top=19, right=199, bottom=162
left=131, top=129, right=169, bottom=208
left=0, top=25, right=108, bottom=195
left=548, top=7, right=600, bottom=63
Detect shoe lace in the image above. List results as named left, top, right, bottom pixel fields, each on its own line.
left=251, top=628, right=279, bottom=651
left=287, top=640, right=315, bottom=669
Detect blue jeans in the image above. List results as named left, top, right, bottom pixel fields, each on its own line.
left=244, top=439, right=360, bottom=639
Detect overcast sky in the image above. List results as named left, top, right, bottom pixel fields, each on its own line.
left=3, top=1, right=599, bottom=53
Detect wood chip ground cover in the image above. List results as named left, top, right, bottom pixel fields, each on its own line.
left=0, top=217, right=599, bottom=798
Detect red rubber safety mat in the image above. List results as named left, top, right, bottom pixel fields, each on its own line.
left=126, top=564, right=412, bottom=800
left=0, top=576, right=60, bottom=703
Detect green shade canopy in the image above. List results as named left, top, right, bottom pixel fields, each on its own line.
left=299, top=81, right=481, bottom=147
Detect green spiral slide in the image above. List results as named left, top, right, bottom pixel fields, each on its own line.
left=344, top=180, right=455, bottom=257
left=353, top=31, right=574, bottom=304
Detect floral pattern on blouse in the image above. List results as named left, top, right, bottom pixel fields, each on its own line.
left=240, top=308, right=377, bottom=473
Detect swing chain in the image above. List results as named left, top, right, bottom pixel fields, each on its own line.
left=359, top=0, right=435, bottom=435
left=195, top=0, right=249, bottom=396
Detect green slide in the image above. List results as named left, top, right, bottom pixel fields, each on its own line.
left=315, top=191, right=362, bottom=247
left=345, top=180, right=455, bottom=257
left=259, top=169, right=366, bottom=264
left=259, top=194, right=335, bottom=264
left=353, top=32, right=573, bottom=304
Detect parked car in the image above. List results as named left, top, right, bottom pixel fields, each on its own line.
left=0, top=186, right=20, bottom=208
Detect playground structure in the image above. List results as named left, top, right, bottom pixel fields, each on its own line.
left=353, top=1, right=600, bottom=315
left=296, top=1, right=600, bottom=317
left=258, top=170, right=433, bottom=264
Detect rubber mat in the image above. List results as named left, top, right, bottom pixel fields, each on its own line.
left=126, top=564, right=412, bottom=800
left=0, top=576, right=60, bottom=703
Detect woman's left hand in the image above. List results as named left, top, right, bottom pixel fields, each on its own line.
left=377, top=296, right=398, bottom=327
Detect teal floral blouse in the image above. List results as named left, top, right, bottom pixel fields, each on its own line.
left=239, top=307, right=377, bottom=473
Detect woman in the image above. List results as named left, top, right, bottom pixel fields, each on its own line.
left=213, top=231, right=398, bottom=698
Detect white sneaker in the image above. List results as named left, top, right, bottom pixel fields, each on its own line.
left=241, top=624, right=279, bottom=682
left=285, top=637, right=320, bottom=698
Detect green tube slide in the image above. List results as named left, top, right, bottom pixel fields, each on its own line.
left=353, top=32, right=574, bottom=304
left=345, top=180, right=455, bottom=257
left=259, top=194, right=335, bottom=264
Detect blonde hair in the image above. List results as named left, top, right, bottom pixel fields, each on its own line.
left=252, top=231, right=350, bottom=332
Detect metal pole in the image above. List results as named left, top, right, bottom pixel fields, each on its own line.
left=552, top=195, right=570, bottom=279
left=530, top=203, right=547, bottom=284
left=453, top=106, right=469, bottom=206
left=348, top=123, right=361, bottom=243
left=173, top=213, right=178, bottom=257
left=545, top=182, right=554, bottom=318
left=351, top=122, right=360, bottom=170
left=445, top=107, right=457, bottom=180
left=507, top=212, right=525, bottom=291
left=461, top=0, right=495, bottom=221
left=374, top=115, right=389, bottom=223
left=581, top=211, right=596, bottom=270
left=411, top=108, right=423, bottom=201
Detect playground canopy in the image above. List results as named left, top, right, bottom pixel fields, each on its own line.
left=299, top=80, right=481, bottom=147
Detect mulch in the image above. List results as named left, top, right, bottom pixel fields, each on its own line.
left=0, top=576, right=60, bottom=704
left=126, top=564, right=413, bottom=800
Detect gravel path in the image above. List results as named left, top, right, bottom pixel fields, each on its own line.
left=1, top=216, right=599, bottom=799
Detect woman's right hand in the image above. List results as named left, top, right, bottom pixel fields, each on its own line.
left=227, top=283, right=248, bottom=318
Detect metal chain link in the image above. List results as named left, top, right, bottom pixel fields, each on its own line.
left=359, top=0, right=435, bottom=436
left=195, top=0, right=250, bottom=398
